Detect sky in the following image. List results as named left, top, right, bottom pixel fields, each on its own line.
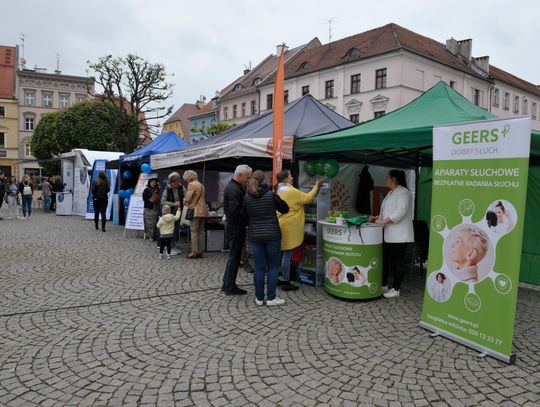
left=2, top=0, right=539, bottom=127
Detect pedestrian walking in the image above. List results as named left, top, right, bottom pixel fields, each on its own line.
left=142, top=177, right=160, bottom=241
left=222, top=164, right=252, bottom=295
left=0, top=170, right=5, bottom=220
left=183, top=170, right=209, bottom=259
left=244, top=170, right=289, bottom=306
left=92, top=172, right=110, bottom=232
left=19, top=175, right=34, bottom=220
left=6, top=176, right=20, bottom=220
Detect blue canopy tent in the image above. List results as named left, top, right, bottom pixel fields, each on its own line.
left=119, top=131, right=189, bottom=165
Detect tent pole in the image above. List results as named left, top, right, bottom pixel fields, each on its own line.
left=203, top=162, right=206, bottom=185
left=414, top=152, right=420, bottom=220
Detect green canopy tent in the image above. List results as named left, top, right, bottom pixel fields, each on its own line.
left=295, top=82, right=540, bottom=285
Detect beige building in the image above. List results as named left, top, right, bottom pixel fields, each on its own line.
left=256, top=23, right=540, bottom=131
left=16, top=68, right=95, bottom=177
left=0, top=98, right=18, bottom=177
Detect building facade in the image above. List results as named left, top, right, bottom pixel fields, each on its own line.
left=16, top=68, right=95, bottom=177
left=0, top=45, right=18, bottom=176
left=256, top=24, right=540, bottom=131
left=188, top=98, right=218, bottom=144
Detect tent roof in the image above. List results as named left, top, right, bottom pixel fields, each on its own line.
left=60, top=149, right=123, bottom=167
left=119, top=132, right=189, bottom=164
left=295, top=82, right=540, bottom=165
left=191, top=94, right=353, bottom=147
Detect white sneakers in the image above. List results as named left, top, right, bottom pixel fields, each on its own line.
left=382, top=285, right=389, bottom=294
left=266, top=297, right=285, bottom=306
left=254, top=297, right=286, bottom=306
left=158, top=254, right=163, bottom=259
left=166, top=254, right=171, bottom=260
left=383, top=288, right=400, bottom=299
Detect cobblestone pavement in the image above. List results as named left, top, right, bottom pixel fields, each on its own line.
left=0, top=212, right=539, bottom=407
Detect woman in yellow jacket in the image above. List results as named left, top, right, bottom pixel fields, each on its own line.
left=276, top=170, right=323, bottom=291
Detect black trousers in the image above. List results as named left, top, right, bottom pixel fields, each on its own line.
left=382, top=242, right=410, bottom=290
left=160, top=237, right=173, bottom=254
left=93, top=198, right=107, bottom=230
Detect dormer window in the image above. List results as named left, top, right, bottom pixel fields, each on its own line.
left=233, top=83, right=242, bottom=91
left=344, top=47, right=360, bottom=58
left=298, top=61, right=310, bottom=70
left=252, top=78, right=262, bottom=86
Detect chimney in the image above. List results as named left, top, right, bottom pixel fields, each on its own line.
left=276, top=43, right=289, bottom=56
left=196, top=95, right=206, bottom=108
left=457, top=39, right=472, bottom=60
left=472, top=56, right=490, bottom=74
left=446, top=38, right=458, bottom=55
left=243, top=68, right=251, bottom=75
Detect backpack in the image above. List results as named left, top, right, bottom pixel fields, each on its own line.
left=23, top=185, right=32, bottom=196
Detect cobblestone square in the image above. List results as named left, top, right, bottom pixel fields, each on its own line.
left=1, top=213, right=539, bottom=406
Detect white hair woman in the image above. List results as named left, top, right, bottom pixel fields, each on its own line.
left=183, top=170, right=209, bottom=258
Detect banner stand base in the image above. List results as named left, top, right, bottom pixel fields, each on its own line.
left=476, top=352, right=488, bottom=359
left=419, top=322, right=517, bottom=365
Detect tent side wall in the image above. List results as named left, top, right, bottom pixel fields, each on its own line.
left=417, top=166, right=540, bottom=285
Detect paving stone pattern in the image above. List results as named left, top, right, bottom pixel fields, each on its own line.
left=0, top=212, right=539, bottom=406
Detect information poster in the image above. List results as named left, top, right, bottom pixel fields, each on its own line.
left=125, top=195, right=145, bottom=231
left=420, top=117, right=531, bottom=363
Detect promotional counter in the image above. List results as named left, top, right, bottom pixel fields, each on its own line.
left=320, top=221, right=383, bottom=299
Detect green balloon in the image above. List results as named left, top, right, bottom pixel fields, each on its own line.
left=316, top=158, right=326, bottom=176
left=304, top=161, right=317, bottom=177
left=323, top=159, right=340, bottom=178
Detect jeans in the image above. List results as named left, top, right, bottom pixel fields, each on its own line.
left=7, top=195, right=18, bottom=218
left=251, top=239, right=281, bottom=301
left=43, top=196, right=52, bottom=212
left=280, top=249, right=292, bottom=281
left=160, top=237, right=173, bottom=254
left=22, top=196, right=32, bottom=217
left=222, top=223, right=246, bottom=292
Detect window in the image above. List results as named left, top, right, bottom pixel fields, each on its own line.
left=302, top=85, right=310, bottom=96
left=25, top=117, right=34, bottom=131
left=349, top=114, right=359, bottom=124
left=298, top=61, right=310, bottom=70
left=241, top=102, right=246, bottom=117
left=60, top=94, right=69, bottom=108
left=0, top=106, right=4, bottom=117
left=42, top=93, right=53, bottom=107
left=25, top=142, right=32, bottom=157
left=374, top=111, right=385, bottom=119
left=0, top=132, right=4, bottom=148
left=325, top=80, right=334, bottom=98
left=250, top=100, right=256, bottom=115
left=284, top=90, right=289, bottom=105
left=532, top=102, right=537, bottom=119
left=473, top=89, right=480, bottom=106
left=223, top=106, right=228, bottom=120
left=25, top=91, right=35, bottom=106
left=75, top=94, right=86, bottom=103
left=514, top=96, right=520, bottom=113
left=375, top=68, right=387, bottom=89
left=523, top=99, right=528, bottom=115
left=252, top=78, right=262, bottom=86
left=233, top=104, right=237, bottom=119
left=504, top=92, right=510, bottom=110
left=351, top=74, right=361, bottom=94
left=450, top=81, right=456, bottom=89
left=201, top=120, right=206, bottom=129
left=233, top=83, right=242, bottom=91
left=267, top=94, right=273, bottom=110
left=493, top=88, right=500, bottom=107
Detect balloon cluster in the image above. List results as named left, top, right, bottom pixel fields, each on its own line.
left=304, top=158, right=339, bottom=178
left=118, top=188, right=135, bottom=207
left=141, top=163, right=152, bottom=174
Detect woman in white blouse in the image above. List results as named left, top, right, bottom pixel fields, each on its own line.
left=369, top=170, right=414, bottom=299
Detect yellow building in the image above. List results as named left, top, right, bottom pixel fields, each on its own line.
left=0, top=98, right=18, bottom=177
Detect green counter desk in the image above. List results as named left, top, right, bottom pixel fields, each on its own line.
left=319, top=221, right=383, bottom=299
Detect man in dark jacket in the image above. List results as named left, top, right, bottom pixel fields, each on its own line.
left=222, top=164, right=252, bottom=295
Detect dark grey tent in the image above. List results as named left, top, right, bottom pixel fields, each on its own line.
left=151, top=95, right=353, bottom=171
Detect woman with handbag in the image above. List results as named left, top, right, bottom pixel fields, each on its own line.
left=183, top=170, right=209, bottom=259
left=142, top=177, right=161, bottom=241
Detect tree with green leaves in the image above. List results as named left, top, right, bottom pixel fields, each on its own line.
left=31, top=101, right=125, bottom=174
left=195, top=122, right=235, bottom=137
left=88, top=54, right=174, bottom=152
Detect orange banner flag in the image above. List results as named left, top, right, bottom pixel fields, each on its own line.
left=272, top=44, right=285, bottom=187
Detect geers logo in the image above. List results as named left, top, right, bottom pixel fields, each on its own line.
left=452, top=124, right=510, bottom=145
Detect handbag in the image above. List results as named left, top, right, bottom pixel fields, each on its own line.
left=185, top=186, right=203, bottom=221
left=149, top=190, right=160, bottom=204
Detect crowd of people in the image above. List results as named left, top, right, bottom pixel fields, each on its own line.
left=0, top=170, right=64, bottom=221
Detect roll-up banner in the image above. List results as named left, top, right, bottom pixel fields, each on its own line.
left=420, top=117, right=531, bottom=364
